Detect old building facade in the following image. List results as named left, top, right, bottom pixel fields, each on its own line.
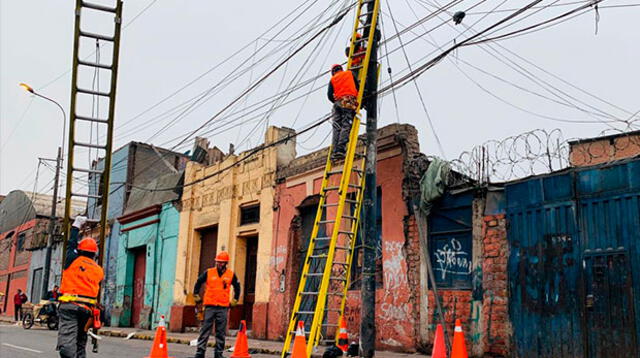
left=268, top=124, right=426, bottom=350
left=172, top=126, right=296, bottom=334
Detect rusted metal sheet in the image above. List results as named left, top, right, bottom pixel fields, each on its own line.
left=506, top=158, right=640, bottom=358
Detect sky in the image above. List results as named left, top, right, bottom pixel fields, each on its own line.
left=1, top=0, right=638, bottom=195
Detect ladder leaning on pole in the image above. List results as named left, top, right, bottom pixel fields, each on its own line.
left=281, top=0, right=381, bottom=357
left=62, top=0, right=123, bottom=266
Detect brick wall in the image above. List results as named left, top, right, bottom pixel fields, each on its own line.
left=569, top=132, right=640, bottom=167
left=481, top=214, right=509, bottom=357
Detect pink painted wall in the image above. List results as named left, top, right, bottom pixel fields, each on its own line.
left=268, top=153, right=421, bottom=351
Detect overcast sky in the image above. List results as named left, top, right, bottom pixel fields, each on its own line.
left=1, top=0, right=638, bottom=195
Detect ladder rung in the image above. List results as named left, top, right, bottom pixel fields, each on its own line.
left=296, top=311, right=316, bottom=315
left=322, top=323, right=340, bottom=327
left=339, top=230, right=355, bottom=236
left=79, top=30, right=114, bottom=42
left=72, top=192, right=101, bottom=199
left=345, top=199, right=358, bottom=204
left=76, top=115, right=109, bottom=124
left=309, top=255, right=327, bottom=259
left=82, top=1, right=117, bottom=13
left=318, top=220, right=335, bottom=224
left=333, top=261, right=349, bottom=266
left=77, top=87, right=111, bottom=97
left=74, top=141, right=106, bottom=149
left=314, top=236, right=330, bottom=241
left=78, top=59, right=113, bottom=70
left=73, top=167, right=103, bottom=175
left=306, top=272, right=323, bottom=277
left=301, top=292, right=319, bottom=295
left=350, top=65, right=364, bottom=70
left=327, top=168, right=363, bottom=176
left=342, top=215, right=358, bottom=220
left=336, top=245, right=351, bottom=250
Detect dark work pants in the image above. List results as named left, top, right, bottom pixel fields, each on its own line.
left=57, top=302, right=91, bottom=358
left=196, top=306, right=229, bottom=358
left=14, top=304, right=22, bottom=321
left=331, top=102, right=355, bottom=157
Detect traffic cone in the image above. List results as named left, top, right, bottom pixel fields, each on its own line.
left=431, top=324, right=447, bottom=358
left=450, top=319, right=468, bottom=358
left=291, top=321, right=307, bottom=358
left=145, top=315, right=174, bottom=358
left=337, top=317, right=348, bottom=352
left=231, top=320, right=251, bottom=358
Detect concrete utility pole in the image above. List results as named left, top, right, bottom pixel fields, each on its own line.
left=41, top=147, right=62, bottom=299
left=361, top=1, right=380, bottom=356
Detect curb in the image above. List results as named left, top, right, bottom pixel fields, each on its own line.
left=99, top=329, right=282, bottom=355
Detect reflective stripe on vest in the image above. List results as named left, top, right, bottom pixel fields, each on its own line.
left=331, top=71, right=358, bottom=100
left=203, top=268, right=234, bottom=307
left=60, top=256, right=104, bottom=299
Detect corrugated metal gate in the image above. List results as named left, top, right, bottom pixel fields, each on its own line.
left=506, top=159, right=640, bottom=358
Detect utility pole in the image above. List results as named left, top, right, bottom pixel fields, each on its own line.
left=41, top=146, right=62, bottom=299
left=361, top=0, right=380, bottom=356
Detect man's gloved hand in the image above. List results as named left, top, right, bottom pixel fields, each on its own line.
left=193, top=294, right=202, bottom=304
left=72, top=216, right=88, bottom=229
left=230, top=299, right=239, bottom=307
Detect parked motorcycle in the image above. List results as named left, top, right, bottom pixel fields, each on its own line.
left=22, top=300, right=59, bottom=330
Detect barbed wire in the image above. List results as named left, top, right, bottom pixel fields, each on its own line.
left=446, top=120, right=640, bottom=184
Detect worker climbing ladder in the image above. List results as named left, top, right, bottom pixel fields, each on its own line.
left=62, top=0, right=123, bottom=266
left=281, top=0, right=381, bottom=357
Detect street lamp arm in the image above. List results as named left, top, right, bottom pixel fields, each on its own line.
left=31, top=91, right=67, bottom=158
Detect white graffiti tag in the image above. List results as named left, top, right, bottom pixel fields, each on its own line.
left=434, top=238, right=471, bottom=280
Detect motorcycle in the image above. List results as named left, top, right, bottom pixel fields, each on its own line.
left=22, top=300, right=59, bottom=330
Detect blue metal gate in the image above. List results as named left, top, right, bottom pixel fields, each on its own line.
left=506, top=159, right=640, bottom=358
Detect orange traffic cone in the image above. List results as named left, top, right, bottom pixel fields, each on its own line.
left=291, top=321, right=307, bottom=358
left=451, top=319, right=468, bottom=358
left=431, top=324, right=447, bottom=358
left=145, top=315, right=174, bottom=358
left=337, top=317, right=349, bottom=352
left=231, top=320, right=251, bottom=358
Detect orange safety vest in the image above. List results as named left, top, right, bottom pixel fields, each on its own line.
left=203, top=268, right=234, bottom=307
left=331, top=70, right=358, bottom=101
left=60, top=256, right=104, bottom=299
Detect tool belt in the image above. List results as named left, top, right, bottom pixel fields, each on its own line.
left=336, top=95, right=358, bottom=111
left=59, top=294, right=97, bottom=306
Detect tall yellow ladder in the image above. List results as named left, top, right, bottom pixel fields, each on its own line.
left=281, top=0, right=380, bottom=356
left=62, top=0, right=123, bottom=265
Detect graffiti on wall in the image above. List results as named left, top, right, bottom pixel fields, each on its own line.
left=433, top=238, right=472, bottom=280
left=383, top=242, right=408, bottom=290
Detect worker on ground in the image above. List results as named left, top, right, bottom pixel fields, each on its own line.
left=57, top=216, right=104, bottom=358
left=327, top=64, right=359, bottom=162
left=46, top=285, right=61, bottom=301
left=192, top=251, right=241, bottom=358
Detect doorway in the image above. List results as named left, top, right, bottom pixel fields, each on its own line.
left=198, top=227, right=218, bottom=277
left=131, top=247, right=146, bottom=328
left=583, top=251, right=637, bottom=357
left=242, top=237, right=258, bottom=329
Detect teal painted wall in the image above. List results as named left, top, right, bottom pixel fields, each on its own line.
left=113, top=202, right=179, bottom=328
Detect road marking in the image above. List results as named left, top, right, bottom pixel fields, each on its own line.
left=2, top=343, right=43, bottom=353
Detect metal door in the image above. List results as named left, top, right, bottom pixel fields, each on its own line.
left=583, top=250, right=637, bottom=358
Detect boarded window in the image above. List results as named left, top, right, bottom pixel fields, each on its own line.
left=240, top=205, right=260, bottom=225
left=428, top=191, right=473, bottom=289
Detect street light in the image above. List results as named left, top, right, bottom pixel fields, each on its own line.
left=19, top=82, right=66, bottom=300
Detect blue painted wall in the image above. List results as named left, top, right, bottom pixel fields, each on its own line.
left=87, top=145, right=130, bottom=322
left=506, top=159, right=640, bottom=358
left=114, top=202, right=179, bottom=328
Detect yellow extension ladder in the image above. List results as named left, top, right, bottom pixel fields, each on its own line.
left=62, top=0, right=123, bottom=264
left=281, top=0, right=381, bottom=356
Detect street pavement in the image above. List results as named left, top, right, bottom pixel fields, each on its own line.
left=0, top=323, right=275, bottom=358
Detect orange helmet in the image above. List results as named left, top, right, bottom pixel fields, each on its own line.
left=215, top=251, right=230, bottom=262
left=331, top=64, right=343, bottom=73
left=78, top=237, right=98, bottom=253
